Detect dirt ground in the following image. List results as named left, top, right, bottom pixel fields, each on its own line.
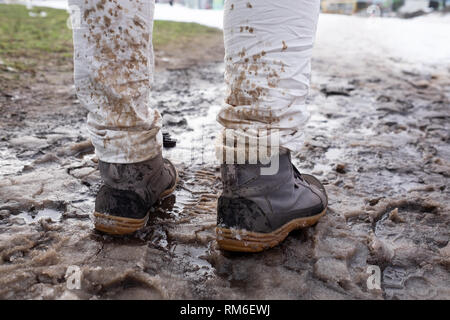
left=0, top=16, right=449, bottom=299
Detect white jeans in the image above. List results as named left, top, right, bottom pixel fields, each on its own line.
left=69, top=0, right=320, bottom=163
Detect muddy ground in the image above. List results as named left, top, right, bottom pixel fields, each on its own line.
left=1, top=18, right=449, bottom=299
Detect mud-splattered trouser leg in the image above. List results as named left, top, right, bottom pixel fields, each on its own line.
left=69, top=0, right=161, bottom=163
left=217, top=0, right=320, bottom=162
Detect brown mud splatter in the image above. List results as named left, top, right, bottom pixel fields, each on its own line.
left=0, top=23, right=449, bottom=299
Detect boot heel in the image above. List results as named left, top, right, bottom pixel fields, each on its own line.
left=94, top=211, right=149, bottom=235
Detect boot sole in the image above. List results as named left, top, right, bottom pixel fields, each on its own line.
left=93, top=167, right=178, bottom=235
left=216, top=208, right=326, bottom=252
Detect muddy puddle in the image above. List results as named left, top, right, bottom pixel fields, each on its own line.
left=0, top=52, right=449, bottom=299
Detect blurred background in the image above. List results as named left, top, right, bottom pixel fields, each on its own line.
left=163, top=0, right=450, bottom=18
left=1, top=0, right=450, bottom=16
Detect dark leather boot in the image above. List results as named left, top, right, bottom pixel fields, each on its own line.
left=94, top=153, right=177, bottom=235
left=216, top=151, right=327, bottom=252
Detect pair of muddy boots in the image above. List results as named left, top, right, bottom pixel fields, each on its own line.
left=94, top=150, right=327, bottom=252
